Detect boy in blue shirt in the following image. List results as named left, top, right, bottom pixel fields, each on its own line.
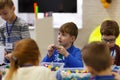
left=82, top=41, right=115, bottom=80
left=42, top=22, right=83, bottom=68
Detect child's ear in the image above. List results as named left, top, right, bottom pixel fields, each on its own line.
left=71, top=36, right=76, bottom=41
left=12, top=6, right=15, bottom=11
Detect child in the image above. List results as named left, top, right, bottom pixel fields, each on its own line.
left=100, top=20, right=120, bottom=66
left=82, top=41, right=115, bottom=80
left=0, top=0, right=30, bottom=63
left=2, top=38, right=56, bottom=80
left=42, top=22, right=83, bottom=68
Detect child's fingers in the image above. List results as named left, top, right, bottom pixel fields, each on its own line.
left=112, top=72, right=120, bottom=79
left=48, top=44, right=55, bottom=50
left=112, top=71, right=118, bottom=75
left=54, top=45, right=63, bottom=49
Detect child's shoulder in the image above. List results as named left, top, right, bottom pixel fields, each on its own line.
left=16, top=17, right=28, bottom=26
left=71, top=45, right=80, bottom=50
left=0, top=23, right=6, bottom=29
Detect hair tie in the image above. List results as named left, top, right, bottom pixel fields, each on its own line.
left=12, top=56, right=18, bottom=65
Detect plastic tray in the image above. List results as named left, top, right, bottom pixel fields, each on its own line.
left=40, top=62, right=64, bottom=71
left=56, top=68, right=91, bottom=80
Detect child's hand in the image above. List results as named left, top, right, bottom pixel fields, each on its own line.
left=112, top=72, right=120, bottom=80
left=47, top=44, right=56, bottom=57
left=55, top=45, right=69, bottom=57
left=4, top=52, right=12, bottom=60
left=4, top=50, right=11, bottom=60
left=4, top=50, right=8, bottom=58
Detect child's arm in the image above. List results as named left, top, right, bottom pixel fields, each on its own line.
left=65, top=48, right=83, bottom=67
left=47, top=44, right=56, bottom=57
left=42, top=44, right=56, bottom=62
left=55, top=45, right=83, bottom=67
left=54, top=45, right=69, bottom=57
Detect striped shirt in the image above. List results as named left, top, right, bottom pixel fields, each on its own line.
left=0, top=17, right=30, bottom=52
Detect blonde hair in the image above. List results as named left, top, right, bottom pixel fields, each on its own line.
left=4, top=38, right=41, bottom=80
left=0, top=0, right=14, bottom=9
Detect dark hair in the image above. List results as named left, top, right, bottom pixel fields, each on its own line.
left=82, top=41, right=111, bottom=72
left=100, top=20, right=120, bottom=38
left=0, top=0, right=14, bottom=9
left=59, top=22, right=78, bottom=39
left=4, top=38, right=41, bottom=80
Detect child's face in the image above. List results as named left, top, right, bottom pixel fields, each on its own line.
left=0, top=6, right=15, bottom=22
left=102, top=35, right=116, bottom=48
left=57, top=31, right=75, bottom=48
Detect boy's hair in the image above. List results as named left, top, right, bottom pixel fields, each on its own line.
left=59, top=22, right=78, bottom=39
left=100, top=20, right=120, bottom=38
left=4, top=38, right=41, bottom=80
left=82, top=41, right=111, bottom=72
left=0, top=0, right=14, bottom=9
